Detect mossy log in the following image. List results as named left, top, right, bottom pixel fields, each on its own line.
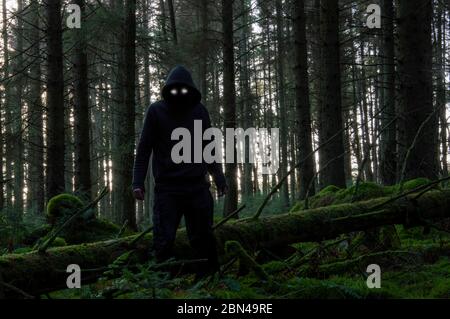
left=1, top=190, right=450, bottom=297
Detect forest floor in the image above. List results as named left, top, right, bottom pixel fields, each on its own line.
left=46, top=225, right=450, bottom=299
left=2, top=178, right=450, bottom=299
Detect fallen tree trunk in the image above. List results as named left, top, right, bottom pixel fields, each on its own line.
left=1, top=190, right=450, bottom=297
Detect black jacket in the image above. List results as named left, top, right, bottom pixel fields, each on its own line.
left=132, top=65, right=226, bottom=191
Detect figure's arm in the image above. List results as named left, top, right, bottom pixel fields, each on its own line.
left=203, top=107, right=227, bottom=195
left=132, top=106, right=155, bottom=198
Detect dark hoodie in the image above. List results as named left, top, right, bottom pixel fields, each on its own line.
left=132, top=65, right=226, bottom=192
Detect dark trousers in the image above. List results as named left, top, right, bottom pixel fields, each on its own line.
left=152, top=186, right=219, bottom=274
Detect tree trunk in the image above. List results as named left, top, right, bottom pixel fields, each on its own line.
left=359, top=40, right=374, bottom=181
left=318, top=0, right=346, bottom=188
left=142, top=0, right=154, bottom=224
left=2, top=189, right=450, bottom=297
left=64, top=86, right=74, bottom=193
left=167, top=0, right=177, bottom=45
left=379, top=0, right=397, bottom=185
left=293, top=0, right=315, bottom=199
left=111, top=0, right=124, bottom=223
left=11, top=0, right=25, bottom=215
left=199, top=0, right=208, bottom=103
left=159, top=0, right=167, bottom=40
left=275, top=0, right=289, bottom=208
left=435, top=3, right=447, bottom=177
left=2, top=0, right=11, bottom=208
left=45, top=0, right=65, bottom=199
left=222, top=0, right=238, bottom=217
left=113, top=0, right=137, bottom=230
left=350, top=50, right=362, bottom=173
left=73, top=0, right=92, bottom=199
left=396, top=0, right=438, bottom=181
left=238, top=0, right=253, bottom=199
left=27, top=0, right=45, bottom=214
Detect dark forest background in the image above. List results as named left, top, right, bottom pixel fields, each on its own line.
left=0, top=0, right=450, bottom=300
left=0, top=0, right=448, bottom=231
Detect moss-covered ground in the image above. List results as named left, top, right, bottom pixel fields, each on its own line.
left=48, top=235, right=450, bottom=299
left=37, top=178, right=450, bottom=299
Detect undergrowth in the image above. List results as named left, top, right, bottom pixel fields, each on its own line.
left=46, top=225, right=450, bottom=299
left=3, top=177, right=450, bottom=299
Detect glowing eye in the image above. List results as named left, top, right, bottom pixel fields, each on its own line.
left=181, top=87, right=188, bottom=95
left=170, top=88, right=178, bottom=95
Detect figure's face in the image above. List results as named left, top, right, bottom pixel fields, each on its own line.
left=166, top=85, right=191, bottom=107
left=170, top=86, right=189, bottom=96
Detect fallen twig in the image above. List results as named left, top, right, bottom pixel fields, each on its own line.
left=116, top=220, right=129, bottom=239
left=213, top=205, right=246, bottom=230
left=130, top=226, right=154, bottom=247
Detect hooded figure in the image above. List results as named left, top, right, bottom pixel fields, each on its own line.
left=132, top=65, right=226, bottom=276
left=162, top=66, right=201, bottom=109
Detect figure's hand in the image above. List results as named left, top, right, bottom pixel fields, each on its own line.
left=217, top=185, right=228, bottom=197
left=133, top=188, right=145, bottom=201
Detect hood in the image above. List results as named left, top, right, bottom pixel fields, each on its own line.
left=161, top=65, right=201, bottom=106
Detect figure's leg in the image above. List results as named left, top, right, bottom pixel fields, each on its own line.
left=184, top=188, right=219, bottom=276
left=152, top=191, right=183, bottom=262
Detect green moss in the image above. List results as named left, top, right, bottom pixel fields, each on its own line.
left=41, top=194, right=123, bottom=245
left=319, top=185, right=341, bottom=195
left=41, top=245, right=450, bottom=299
left=310, top=193, right=337, bottom=209
left=290, top=182, right=388, bottom=211
left=290, top=179, right=438, bottom=213
left=46, top=193, right=84, bottom=223
left=383, top=185, right=397, bottom=195
left=289, top=192, right=337, bottom=212
left=429, top=278, right=450, bottom=298
left=262, top=261, right=288, bottom=274
left=289, top=201, right=304, bottom=212
left=379, top=257, right=450, bottom=298
left=12, top=247, right=33, bottom=254
left=396, top=224, right=441, bottom=245
left=402, top=178, right=431, bottom=191
left=289, top=185, right=341, bottom=212
left=334, top=182, right=386, bottom=203
left=378, top=226, right=401, bottom=249
left=52, top=237, right=67, bottom=247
